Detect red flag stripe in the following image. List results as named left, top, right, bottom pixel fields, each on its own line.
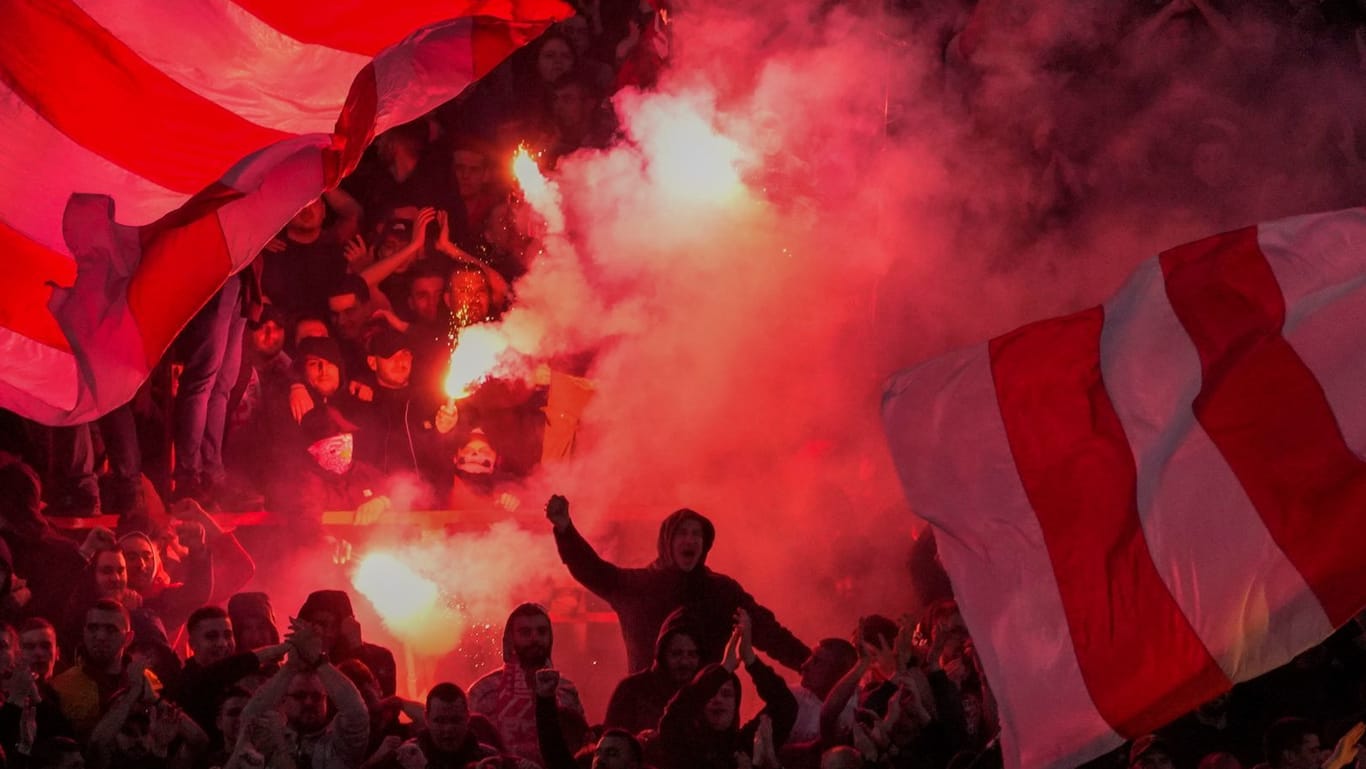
left=884, top=346, right=1122, bottom=769
left=989, top=307, right=1231, bottom=737
left=0, top=327, right=79, bottom=413
left=0, top=221, right=75, bottom=353
left=72, top=0, right=369, bottom=135
left=232, top=0, right=573, bottom=56
left=0, top=0, right=291, bottom=195
left=1099, top=260, right=1334, bottom=681
left=471, top=17, right=561, bottom=76
left=1160, top=228, right=1366, bottom=626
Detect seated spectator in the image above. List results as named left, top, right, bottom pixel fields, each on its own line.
left=545, top=494, right=811, bottom=674
left=469, top=603, right=584, bottom=765
left=650, top=611, right=798, bottom=769
left=604, top=608, right=704, bottom=734
left=297, top=590, right=398, bottom=698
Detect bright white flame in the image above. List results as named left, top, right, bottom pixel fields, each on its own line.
left=352, top=552, right=438, bottom=626
left=633, top=94, right=745, bottom=203
left=512, top=145, right=565, bottom=233
left=443, top=325, right=509, bottom=400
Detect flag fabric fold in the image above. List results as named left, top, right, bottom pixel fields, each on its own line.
left=882, top=207, right=1366, bottom=769
left=0, top=0, right=572, bottom=425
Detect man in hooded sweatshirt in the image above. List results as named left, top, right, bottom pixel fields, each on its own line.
left=468, top=602, right=583, bottom=764
left=298, top=590, right=398, bottom=697
left=604, top=606, right=703, bottom=734
left=545, top=494, right=811, bottom=674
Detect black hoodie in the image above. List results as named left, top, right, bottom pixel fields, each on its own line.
left=651, top=660, right=798, bottom=769
left=554, top=508, right=811, bottom=674
left=604, top=607, right=702, bottom=734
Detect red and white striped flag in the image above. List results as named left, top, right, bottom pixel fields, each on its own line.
left=882, top=207, right=1366, bottom=769
left=0, top=0, right=572, bottom=425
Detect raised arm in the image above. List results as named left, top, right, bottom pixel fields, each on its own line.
left=317, top=659, right=371, bottom=766
left=546, top=495, right=625, bottom=600
left=736, top=610, right=799, bottom=748
left=735, top=586, right=811, bottom=672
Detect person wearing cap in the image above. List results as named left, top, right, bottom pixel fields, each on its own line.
left=353, top=328, right=451, bottom=486
left=297, top=590, right=397, bottom=698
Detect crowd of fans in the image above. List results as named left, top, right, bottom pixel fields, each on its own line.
left=0, top=0, right=1365, bottom=767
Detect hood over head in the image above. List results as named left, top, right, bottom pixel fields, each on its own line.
left=654, top=606, right=704, bottom=670
left=501, top=602, right=553, bottom=666
left=228, top=592, right=281, bottom=645
left=652, top=508, right=716, bottom=570
left=0, top=461, right=50, bottom=540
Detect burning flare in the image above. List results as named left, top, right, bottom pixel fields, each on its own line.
left=443, top=325, right=509, bottom=400
left=352, top=552, right=439, bottom=626
left=511, top=144, right=565, bottom=232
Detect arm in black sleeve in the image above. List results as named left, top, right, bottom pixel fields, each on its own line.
left=535, top=693, right=578, bottom=769
left=738, top=588, right=811, bottom=672
left=553, top=523, right=624, bottom=601
left=743, top=657, right=800, bottom=748
left=603, top=677, right=637, bottom=731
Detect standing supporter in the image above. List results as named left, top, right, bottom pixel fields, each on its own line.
left=0, top=621, right=72, bottom=762
left=540, top=670, right=644, bottom=769
left=649, top=611, right=798, bottom=769
left=353, top=329, right=451, bottom=487
left=446, top=137, right=502, bottom=251
left=336, top=657, right=424, bottom=765
left=789, top=638, right=860, bottom=744
left=604, top=607, right=703, bottom=734
left=87, top=674, right=208, bottom=768
left=238, top=619, right=370, bottom=769
left=118, top=529, right=211, bottom=641
left=297, top=590, right=398, bottom=698
left=328, top=274, right=389, bottom=376
left=469, top=603, right=584, bottom=765
left=0, top=461, right=89, bottom=623
left=260, top=199, right=349, bottom=321
left=227, top=591, right=280, bottom=651
left=175, top=605, right=291, bottom=736
left=51, top=600, right=136, bottom=741
left=379, top=683, right=499, bottom=768
left=545, top=494, right=811, bottom=674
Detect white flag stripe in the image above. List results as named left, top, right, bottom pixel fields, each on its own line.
left=883, top=347, right=1120, bottom=769
left=216, top=138, right=329, bottom=273
left=1260, top=212, right=1366, bottom=461
left=73, top=0, right=366, bottom=135
left=0, top=328, right=78, bottom=412
left=1100, top=259, right=1334, bottom=682
left=0, top=81, right=187, bottom=256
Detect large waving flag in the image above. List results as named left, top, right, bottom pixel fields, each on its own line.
left=883, top=208, right=1366, bottom=769
left=0, top=0, right=572, bottom=425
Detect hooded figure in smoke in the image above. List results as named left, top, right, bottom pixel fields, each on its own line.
left=546, top=495, right=811, bottom=674
left=649, top=613, right=798, bottom=769
left=467, top=603, right=584, bottom=765
left=604, top=606, right=703, bottom=734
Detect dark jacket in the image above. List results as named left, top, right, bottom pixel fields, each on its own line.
left=0, top=462, right=86, bottom=623
left=379, top=730, right=498, bottom=769
left=555, top=509, right=811, bottom=673
left=604, top=608, right=700, bottom=734
left=652, top=660, right=798, bottom=769
left=174, top=652, right=262, bottom=734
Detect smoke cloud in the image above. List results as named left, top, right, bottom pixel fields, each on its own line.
left=308, top=0, right=1366, bottom=706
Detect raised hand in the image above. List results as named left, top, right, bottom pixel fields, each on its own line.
left=735, top=609, right=755, bottom=666
left=722, top=625, right=742, bottom=673
left=1326, top=722, right=1365, bottom=769
left=545, top=495, right=571, bottom=531
left=533, top=667, right=560, bottom=699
